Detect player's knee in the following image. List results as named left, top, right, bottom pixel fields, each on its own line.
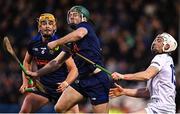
left=19, top=107, right=30, bottom=113
left=19, top=97, right=32, bottom=113
left=54, top=103, right=67, bottom=113
left=69, top=105, right=79, bottom=113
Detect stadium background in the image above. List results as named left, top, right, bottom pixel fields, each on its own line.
left=0, top=0, right=179, bottom=113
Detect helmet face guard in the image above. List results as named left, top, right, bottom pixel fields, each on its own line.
left=67, top=5, right=90, bottom=24
left=38, top=13, right=57, bottom=36
left=151, top=33, right=177, bottom=53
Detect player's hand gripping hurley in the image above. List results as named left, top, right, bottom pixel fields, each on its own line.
left=3, top=37, right=46, bottom=93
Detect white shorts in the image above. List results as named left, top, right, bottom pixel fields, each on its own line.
left=145, top=107, right=157, bottom=114
left=145, top=107, right=175, bottom=114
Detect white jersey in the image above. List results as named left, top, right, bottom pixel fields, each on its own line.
left=146, top=54, right=176, bottom=113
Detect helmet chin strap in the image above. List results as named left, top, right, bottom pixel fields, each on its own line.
left=39, top=30, right=53, bottom=38
left=81, top=14, right=87, bottom=22
left=41, top=34, right=52, bottom=42
left=39, top=19, right=56, bottom=37
left=150, top=42, right=154, bottom=52
left=39, top=30, right=55, bottom=41
left=162, top=39, right=172, bottom=53
left=39, top=31, right=56, bottom=39
left=162, top=42, right=167, bottom=52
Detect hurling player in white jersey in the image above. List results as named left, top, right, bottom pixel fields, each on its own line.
left=109, top=33, right=178, bottom=114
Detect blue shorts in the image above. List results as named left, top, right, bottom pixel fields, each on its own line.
left=33, top=84, right=61, bottom=103
left=71, top=71, right=111, bottom=105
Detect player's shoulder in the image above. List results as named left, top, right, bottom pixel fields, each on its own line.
left=153, top=53, right=171, bottom=62
left=78, top=22, right=90, bottom=25
left=31, top=34, right=59, bottom=42
left=77, top=22, right=93, bottom=29
left=31, top=33, right=41, bottom=41
left=51, top=34, right=59, bottom=41
left=150, top=54, right=170, bottom=70
left=154, top=53, right=168, bottom=58
left=28, top=34, right=42, bottom=47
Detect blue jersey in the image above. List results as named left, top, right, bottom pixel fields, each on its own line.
left=28, top=34, right=68, bottom=87
left=71, top=22, right=104, bottom=76
left=69, top=22, right=110, bottom=105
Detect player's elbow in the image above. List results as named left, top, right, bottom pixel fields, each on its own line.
left=23, top=59, right=29, bottom=65
left=143, top=71, right=155, bottom=80
left=145, top=94, right=150, bottom=98
left=69, top=66, right=79, bottom=78
left=144, top=90, right=150, bottom=98
left=143, top=76, right=151, bottom=80
left=77, top=31, right=85, bottom=39
left=143, top=66, right=158, bottom=81
left=23, top=60, right=30, bottom=69
left=74, top=67, right=79, bottom=78
left=76, top=28, right=87, bottom=39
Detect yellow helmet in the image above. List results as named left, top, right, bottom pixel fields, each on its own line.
left=38, top=13, right=57, bottom=33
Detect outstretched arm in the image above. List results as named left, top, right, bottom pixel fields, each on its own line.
left=48, top=27, right=88, bottom=49
left=27, top=51, right=71, bottom=77
left=109, top=83, right=150, bottom=98
left=112, top=66, right=159, bottom=81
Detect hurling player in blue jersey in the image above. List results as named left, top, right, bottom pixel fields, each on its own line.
left=19, top=13, right=79, bottom=113
left=27, top=6, right=110, bottom=113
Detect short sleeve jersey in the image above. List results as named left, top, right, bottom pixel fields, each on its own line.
left=147, top=54, right=176, bottom=111
left=71, top=22, right=104, bottom=76
left=27, top=34, right=68, bottom=86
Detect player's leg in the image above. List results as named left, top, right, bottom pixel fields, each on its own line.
left=19, top=93, right=49, bottom=113
left=92, top=103, right=109, bottom=113
left=88, top=72, right=110, bottom=113
left=54, top=86, right=83, bottom=113
left=66, top=104, right=79, bottom=113
left=133, top=109, right=147, bottom=114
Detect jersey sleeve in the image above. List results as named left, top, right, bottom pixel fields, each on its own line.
left=27, top=42, right=33, bottom=55
left=76, top=22, right=91, bottom=31
left=27, top=34, right=40, bottom=55
left=150, top=54, right=167, bottom=71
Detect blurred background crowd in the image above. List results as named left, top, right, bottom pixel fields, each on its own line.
left=0, top=0, right=179, bottom=113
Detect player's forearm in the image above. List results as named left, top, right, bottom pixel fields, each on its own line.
left=123, top=71, right=151, bottom=81
left=65, top=67, right=78, bottom=85
left=36, top=52, right=71, bottom=77
left=124, top=88, right=150, bottom=98
left=57, top=31, right=81, bottom=45
left=56, top=28, right=86, bottom=46
left=36, top=59, right=60, bottom=77
left=122, top=66, right=158, bottom=81
left=22, top=61, right=31, bottom=83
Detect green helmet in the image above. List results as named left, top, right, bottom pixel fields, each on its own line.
left=67, top=5, right=90, bottom=23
